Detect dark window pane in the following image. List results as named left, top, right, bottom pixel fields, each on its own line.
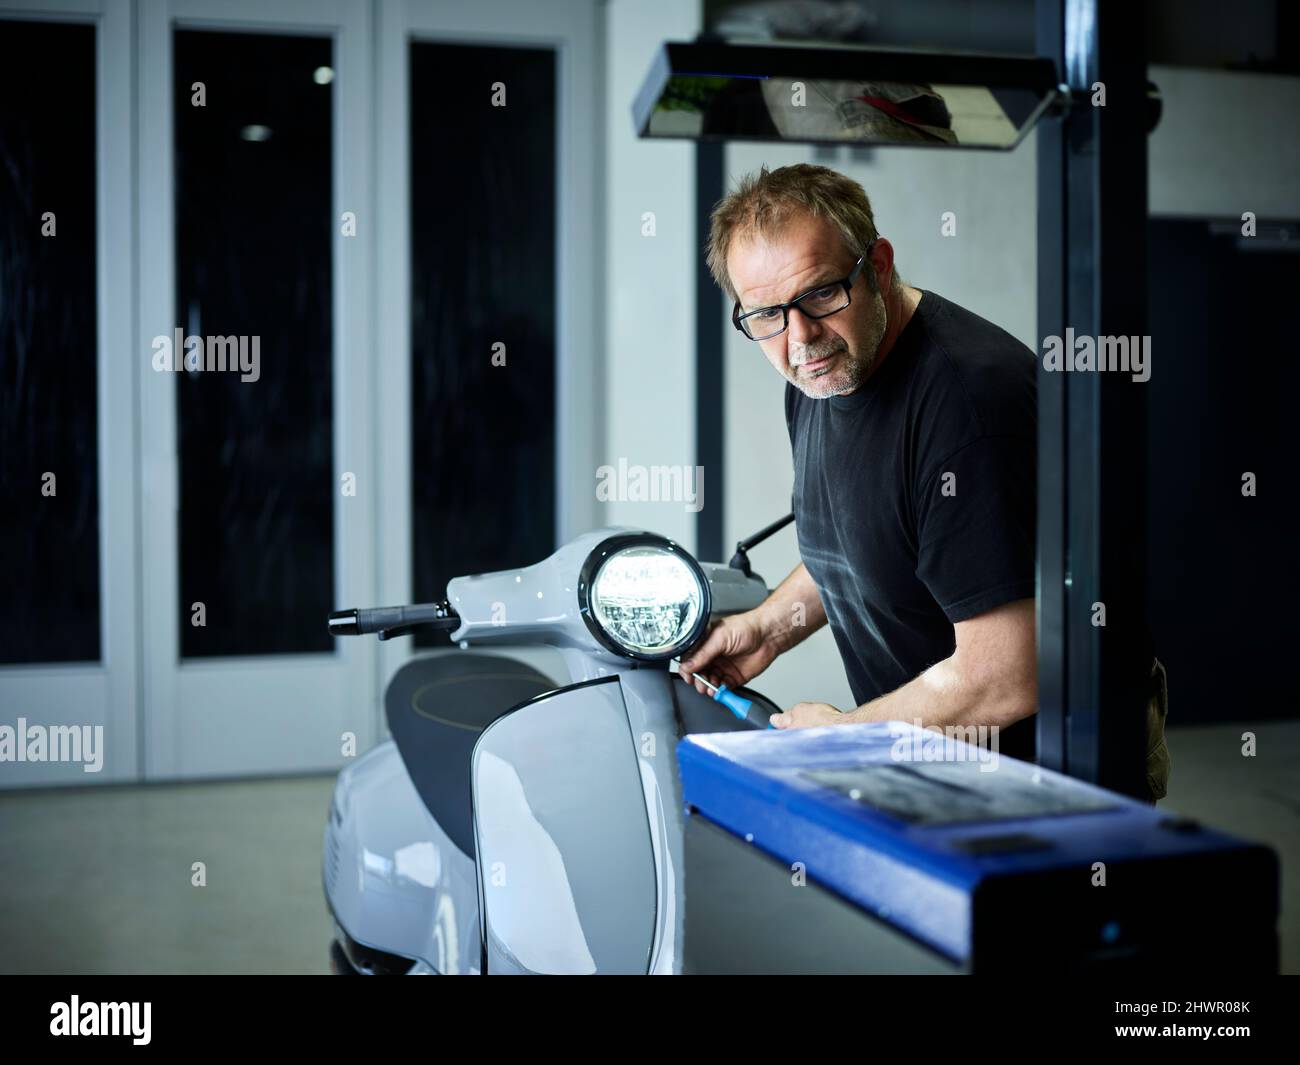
left=174, top=31, right=333, bottom=656
left=0, top=21, right=99, bottom=664
left=1146, top=219, right=1299, bottom=725
left=410, top=43, right=556, bottom=643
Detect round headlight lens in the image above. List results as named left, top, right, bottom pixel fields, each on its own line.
left=589, top=546, right=705, bottom=657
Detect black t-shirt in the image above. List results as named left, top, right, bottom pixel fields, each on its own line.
left=786, top=288, right=1037, bottom=756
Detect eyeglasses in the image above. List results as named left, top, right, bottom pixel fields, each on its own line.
left=732, top=252, right=868, bottom=341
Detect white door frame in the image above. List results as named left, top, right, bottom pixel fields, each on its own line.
left=137, top=0, right=377, bottom=778
left=0, top=0, right=139, bottom=788
left=374, top=0, right=605, bottom=693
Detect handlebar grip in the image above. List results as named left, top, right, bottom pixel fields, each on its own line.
left=328, top=609, right=361, bottom=636
left=328, top=606, right=406, bottom=636
left=328, top=602, right=460, bottom=637
left=327, top=608, right=397, bottom=631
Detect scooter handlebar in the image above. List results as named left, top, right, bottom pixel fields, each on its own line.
left=328, top=602, right=460, bottom=639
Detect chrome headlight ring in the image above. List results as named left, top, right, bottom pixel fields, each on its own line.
left=576, top=533, right=712, bottom=662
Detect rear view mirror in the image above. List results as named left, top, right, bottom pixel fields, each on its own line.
left=634, top=41, right=1061, bottom=150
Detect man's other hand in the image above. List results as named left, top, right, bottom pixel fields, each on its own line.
left=770, top=701, right=843, bottom=729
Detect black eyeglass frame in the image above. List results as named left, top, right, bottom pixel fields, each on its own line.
left=731, top=249, right=871, bottom=341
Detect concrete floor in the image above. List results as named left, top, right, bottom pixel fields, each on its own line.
left=0, top=774, right=336, bottom=974
left=1, top=721, right=1297, bottom=974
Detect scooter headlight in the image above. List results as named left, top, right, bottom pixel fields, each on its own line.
left=578, top=535, right=711, bottom=660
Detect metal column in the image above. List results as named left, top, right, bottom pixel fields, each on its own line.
left=1036, top=0, right=1152, bottom=798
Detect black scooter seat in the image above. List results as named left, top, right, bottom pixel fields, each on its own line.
left=385, top=653, right=558, bottom=857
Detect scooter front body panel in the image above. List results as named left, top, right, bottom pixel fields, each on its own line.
left=325, top=740, right=481, bottom=974
left=470, top=670, right=755, bottom=974
left=472, top=676, right=659, bottom=974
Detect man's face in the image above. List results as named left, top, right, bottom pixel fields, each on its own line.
left=728, top=213, right=888, bottom=399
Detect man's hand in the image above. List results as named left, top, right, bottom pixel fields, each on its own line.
left=770, top=701, right=843, bottom=729
left=679, top=562, right=828, bottom=696
left=678, top=611, right=777, bottom=696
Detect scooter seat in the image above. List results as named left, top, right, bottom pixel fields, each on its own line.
left=385, top=652, right=558, bottom=857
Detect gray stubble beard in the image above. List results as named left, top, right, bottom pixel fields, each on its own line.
left=790, top=285, right=888, bottom=399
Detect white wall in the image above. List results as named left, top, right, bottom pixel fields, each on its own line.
left=721, top=138, right=1039, bottom=713
left=602, top=0, right=702, bottom=550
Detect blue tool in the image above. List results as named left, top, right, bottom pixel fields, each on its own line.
left=690, top=672, right=773, bottom=729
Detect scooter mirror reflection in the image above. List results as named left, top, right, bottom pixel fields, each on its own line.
left=632, top=42, right=1061, bottom=151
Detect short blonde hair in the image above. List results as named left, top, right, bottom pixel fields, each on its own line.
left=706, top=163, right=885, bottom=302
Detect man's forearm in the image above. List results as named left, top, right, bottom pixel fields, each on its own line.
left=842, top=599, right=1037, bottom=730
left=757, top=562, right=827, bottom=654
left=842, top=642, right=1034, bottom=733
left=844, top=647, right=1036, bottom=731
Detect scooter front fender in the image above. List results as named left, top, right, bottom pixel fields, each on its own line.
left=325, top=740, right=481, bottom=974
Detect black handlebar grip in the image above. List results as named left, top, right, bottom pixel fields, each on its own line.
left=328, top=609, right=360, bottom=636
left=329, top=603, right=459, bottom=637
left=329, top=606, right=405, bottom=636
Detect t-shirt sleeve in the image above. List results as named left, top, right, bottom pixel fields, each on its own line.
left=914, top=434, right=1036, bottom=623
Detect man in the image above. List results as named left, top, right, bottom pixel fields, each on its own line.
left=679, top=163, right=1039, bottom=760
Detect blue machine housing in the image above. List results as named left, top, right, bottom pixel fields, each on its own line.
left=679, top=722, right=1278, bottom=970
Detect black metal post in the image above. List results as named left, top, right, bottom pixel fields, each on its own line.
left=696, top=140, right=725, bottom=564
left=1036, top=0, right=1069, bottom=777
left=1036, top=0, right=1151, bottom=798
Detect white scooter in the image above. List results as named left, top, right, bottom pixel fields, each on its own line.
left=322, top=518, right=792, bottom=974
